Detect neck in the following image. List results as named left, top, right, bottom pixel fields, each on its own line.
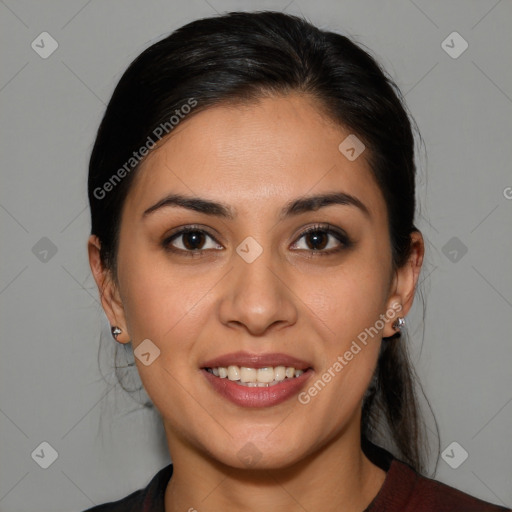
left=164, top=427, right=386, bottom=512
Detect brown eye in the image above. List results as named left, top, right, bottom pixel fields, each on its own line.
left=304, top=230, right=329, bottom=250
left=180, top=231, right=206, bottom=250
left=291, top=224, right=353, bottom=255
left=163, top=226, right=223, bottom=256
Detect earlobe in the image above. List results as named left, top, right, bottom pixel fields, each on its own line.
left=382, top=231, right=425, bottom=338
left=87, top=235, right=130, bottom=343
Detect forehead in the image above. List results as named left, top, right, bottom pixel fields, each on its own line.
left=124, top=93, right=387, bottom=221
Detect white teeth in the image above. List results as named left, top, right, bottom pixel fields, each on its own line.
left=207, top=365, right=307, bottom=384
left=257, top=367, right=275, bottom=383
left=227, top=365, right=241, bottom=381
left=274, top=366, right=286, bottom=381
left=240, top=367, right=257, bottom=383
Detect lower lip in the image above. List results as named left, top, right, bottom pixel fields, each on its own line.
left=202, top=369, right=313, bottom=408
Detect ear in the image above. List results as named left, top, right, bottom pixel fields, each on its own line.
left=88, top=235, right=130, bottom=343
left=382, top=230, right=424, bottom=338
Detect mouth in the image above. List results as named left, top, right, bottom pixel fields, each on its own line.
left=204, top=365, right=308, bottom=387
left=201, top=352, right=313, bottom=407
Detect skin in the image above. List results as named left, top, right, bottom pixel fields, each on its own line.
left=89, top=92, right=424, bottom=512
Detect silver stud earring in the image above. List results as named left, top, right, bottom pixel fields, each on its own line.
left=111, top=326, right=122, bottom=340
left=392, top=317, right=405, bottom=331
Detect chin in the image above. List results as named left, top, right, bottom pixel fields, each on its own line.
left=204, top=432, right=312, bottom=472
left=215, top=448, right=306, bottom=472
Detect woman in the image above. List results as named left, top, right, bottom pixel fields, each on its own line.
left=84, top=11, right=510, bottom=512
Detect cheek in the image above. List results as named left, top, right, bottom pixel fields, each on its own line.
left=305, top=261, right=388, bottom=343
left=117, top=254, right=218, bottom=400
left=300, top=251, right=389, bottom=411
left=117, top=245, right=204, bottom=342
left=117, top=259, right=210, bottom=420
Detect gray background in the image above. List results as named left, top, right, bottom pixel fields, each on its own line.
left=1, top=0, right=511, bottom=510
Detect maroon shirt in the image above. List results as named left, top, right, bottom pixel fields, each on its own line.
left=83, top=443, right=510, bottom=511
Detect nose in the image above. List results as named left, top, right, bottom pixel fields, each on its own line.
left=218, top=245, right=299, bottom=336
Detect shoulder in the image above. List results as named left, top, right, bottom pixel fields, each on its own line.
left=379, top=459, right=510, bottom=512
left=409, top=468, right=510, bottom=512
left=80, top=463, right=173, bottom=512
left=81, top=488, right=143, bottom=512
left=363, top=439, right=510, bottom=512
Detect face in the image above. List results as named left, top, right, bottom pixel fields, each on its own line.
left=92, top=93, right=414, bottom=470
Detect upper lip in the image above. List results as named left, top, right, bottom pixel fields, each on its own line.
left=201, top=351, right=312, bottom=370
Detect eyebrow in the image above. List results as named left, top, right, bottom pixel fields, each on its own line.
left=142, top=191, right=370, bottom=220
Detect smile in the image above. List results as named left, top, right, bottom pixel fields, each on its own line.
left=206, top=365, right=305, bottom=387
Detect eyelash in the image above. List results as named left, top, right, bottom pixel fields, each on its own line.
left=162, top=223, right=353, bottom=258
